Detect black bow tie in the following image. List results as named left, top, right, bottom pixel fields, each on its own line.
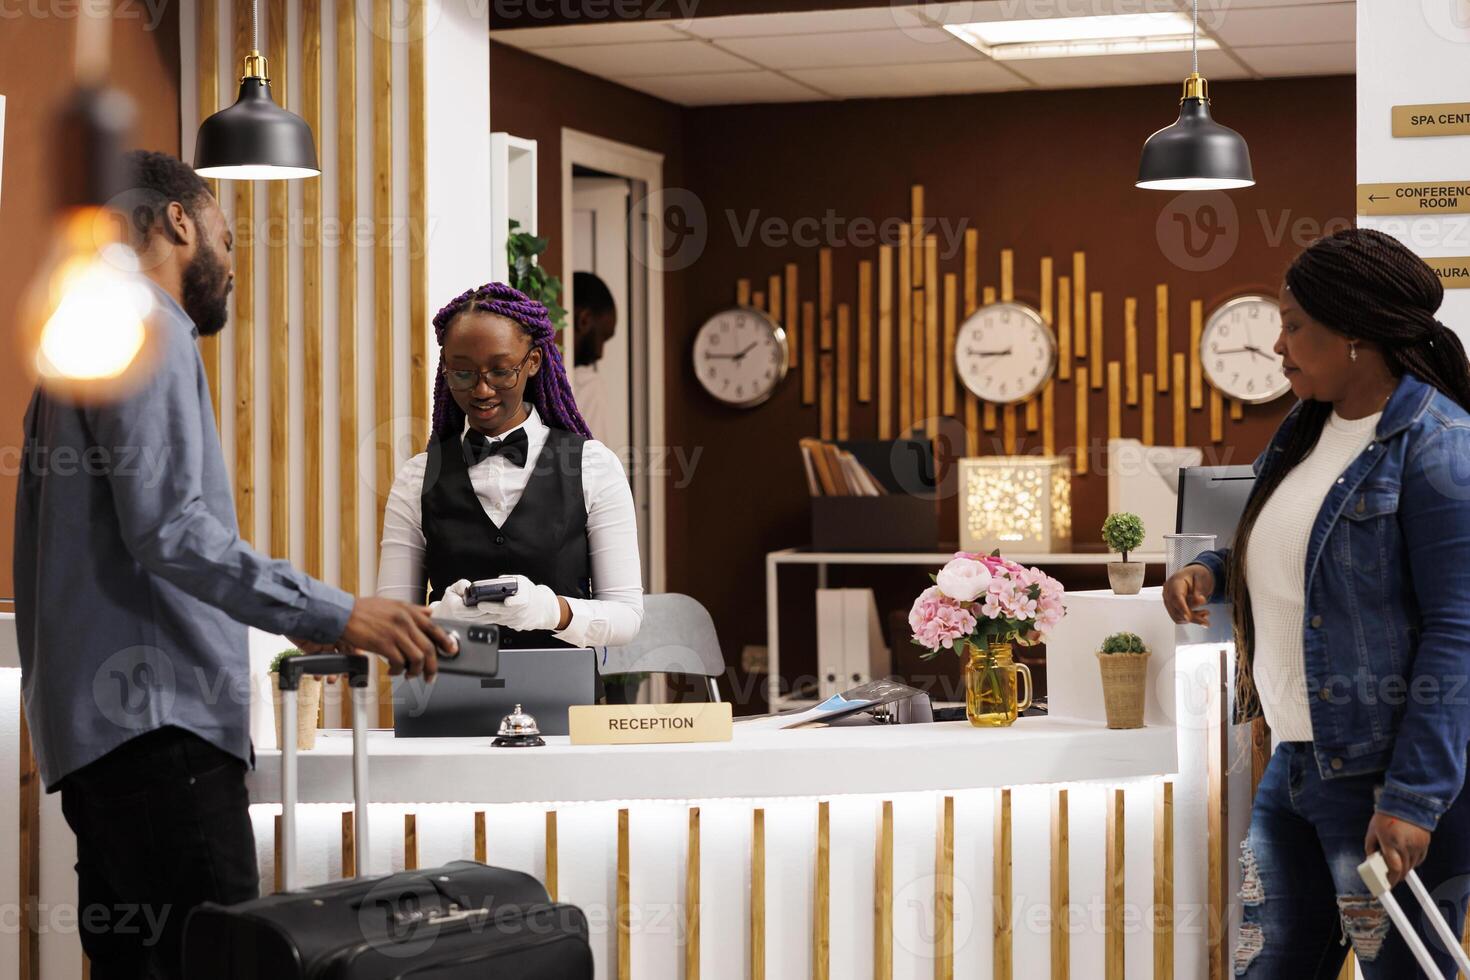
left=464, top=427, right=529, bottom=468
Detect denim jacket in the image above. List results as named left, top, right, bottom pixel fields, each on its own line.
left=1191, top=373, right=1470, bottom=831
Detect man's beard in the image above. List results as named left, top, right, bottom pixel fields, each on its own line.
left=181, top=244, right=231, bottom=337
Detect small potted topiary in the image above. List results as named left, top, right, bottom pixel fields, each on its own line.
left=1101, top=512, right=1146, bottom=595
left=269, top=648, right=322, bottom=751
left=1096, top=631, right=1150, bottom=729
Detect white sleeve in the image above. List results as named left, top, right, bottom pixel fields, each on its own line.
left=553, top=440, right=645, bottom=648
left=376, top=454, right=430, bottom=604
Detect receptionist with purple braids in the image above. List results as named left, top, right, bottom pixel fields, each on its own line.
left=376, top=282, right=644, bottom=649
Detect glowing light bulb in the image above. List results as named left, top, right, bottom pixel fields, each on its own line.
left=27, top=207, right=153, bottom=383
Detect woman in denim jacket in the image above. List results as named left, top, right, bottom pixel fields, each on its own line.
left=1164, top=229, right=1470, bottom=978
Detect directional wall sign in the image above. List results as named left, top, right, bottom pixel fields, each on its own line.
left=1393, top=102, right=1470, bottom=138
left=1425, top=257, right=1470, bottom=289
left=1357, top=181, right=1470, bottom=215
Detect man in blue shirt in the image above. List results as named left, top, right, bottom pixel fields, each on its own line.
left=13, top=151, right=453, bottom=979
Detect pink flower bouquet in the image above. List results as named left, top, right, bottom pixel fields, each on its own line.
left=908, top=550, right=1066, bottom=659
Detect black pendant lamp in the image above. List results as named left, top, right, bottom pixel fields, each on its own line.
left=1136, top=0, right=1253, bottom=191
left=194, top=0, right=318, bottom=180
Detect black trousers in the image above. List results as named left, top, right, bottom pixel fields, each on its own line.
left=58, top=726, right=259, bottom=980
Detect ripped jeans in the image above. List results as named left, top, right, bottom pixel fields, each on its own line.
left=1236, top=742, right=1470, bottom=979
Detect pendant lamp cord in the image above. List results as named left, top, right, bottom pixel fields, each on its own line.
left=252, top=0, right=260, bottom=53
left=1192, top=0, right=1199, bottom=75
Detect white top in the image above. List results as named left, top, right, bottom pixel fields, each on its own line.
left=376, top=406, right=644, bottom=649
left=1246, top=410, right=1381, bottom=741
left=247, top=718, right=1177, bottom=805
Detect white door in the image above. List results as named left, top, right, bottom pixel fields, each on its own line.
left=571, top=177, right=632, bottom=458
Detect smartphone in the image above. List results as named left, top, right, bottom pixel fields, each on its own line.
left=431, top=619, right=500, bottom=677
left=464, top=576, right=519, bottom=606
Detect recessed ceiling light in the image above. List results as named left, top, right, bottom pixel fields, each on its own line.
left=945, top=11, right=1219, bottom=60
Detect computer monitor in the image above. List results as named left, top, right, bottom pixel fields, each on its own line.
left=392, top=647, right=599, bottom=737
left=1176, top=464, right=1256, bottom=550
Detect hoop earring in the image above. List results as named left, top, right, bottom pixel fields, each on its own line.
left=1349, top=342, right=1359, bottom=362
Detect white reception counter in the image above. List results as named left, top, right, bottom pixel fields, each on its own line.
left=4, top=591, right=1247, bottom=980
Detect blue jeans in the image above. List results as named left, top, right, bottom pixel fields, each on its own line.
left=1237, top=742, right=1470, bottom=978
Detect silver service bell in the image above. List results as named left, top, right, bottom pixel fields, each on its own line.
left=492, top=703, right=545, bottom=748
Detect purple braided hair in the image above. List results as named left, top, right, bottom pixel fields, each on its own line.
left=429, top=282, right=592, bottom=444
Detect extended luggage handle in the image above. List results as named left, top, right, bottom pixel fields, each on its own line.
left=278, top=653, right=372, bottom=691
left=280, top=652, right=374, bottom=892
left=1357, top=852, right=1470, bottom=980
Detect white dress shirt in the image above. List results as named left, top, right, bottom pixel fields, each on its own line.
left=377, top=405, right=644, bottom=648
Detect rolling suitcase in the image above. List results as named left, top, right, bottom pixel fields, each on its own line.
left=182, top=653, right=594, bottom=979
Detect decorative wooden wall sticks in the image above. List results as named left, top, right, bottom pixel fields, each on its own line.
left=1072, top=252, right=1087, bottom=359
left=1075, top=366, right=1089, bottom=475
left=1190, top=299, right=1204, bottom=410
left=1142, top=372, right=1156, bottom=446
left=911, top=185, right=925, bottom=288
left=878, top=248, right=893, bottom=438
left=898, top=223, right=912, bottom=434
left=942, top=273, right=957, bottom=416
left=1107, top=361, right=1122, bottom=440
left=1172, top=352, right=1187, bottom=447
left=1210, top=385, right=1223, bottom=442
left=736, top=278, right=750, bottom=306
left=802, top=301, right=816, bottom=405
left=858, top=260, right=873, bottom=403
left=1090, top=292, right=1104, bottom=389
left=1058, top=276, right=1073, bottom=380
left=983, top=286, right=997, bottom=431
left=1124, top=297, right=1139, bottom=407
left=1230, top=398, right=1244, bottom=421
left=837, top=304, right=851, bottom=440
left=1156, top=284, right=1169, bottom=392
left=785, top=263, right=799, bottom=368
left=926, top=237, right=940, bottom=430
left=964, top=229, right=979, bottom=315
left=819, top=249, right=833, bottom=350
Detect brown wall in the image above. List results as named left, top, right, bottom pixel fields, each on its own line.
left=492, top=56, right=1355, bottom=708
left=0, top=10, right=181, bottom=599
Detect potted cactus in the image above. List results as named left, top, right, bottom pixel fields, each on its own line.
left=1096, top=631, right=1150, bottom=729
left=1101, top=512, right=1146, bottom=595
left=269, top=648, right=322, bottom=751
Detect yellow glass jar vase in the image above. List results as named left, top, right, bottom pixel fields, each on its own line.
left=963, top=641, right=1033, bottom=728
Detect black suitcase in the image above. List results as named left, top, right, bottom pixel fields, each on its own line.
left=182, top=654, right=594, bottom=979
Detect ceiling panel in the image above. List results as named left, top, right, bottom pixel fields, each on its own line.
left=532, top=39, right=755, bottom=77
left=718, top=27, right=973, bottom=70
left=617, top=70, right=832, bottom=106
left=785, top=60, right=1025, bottom=100
left=1232, top=41, right=1355, bottom=76
left=1009, top=47, right=1250, bottom=89
left=489, top=21, right=685, bottom=49
left=1209, top=3, right=1354, bottom=48
left=680, top=7, right=929, bottom=38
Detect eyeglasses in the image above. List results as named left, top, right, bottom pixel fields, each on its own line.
left=442, top=348, right=536, bottom=391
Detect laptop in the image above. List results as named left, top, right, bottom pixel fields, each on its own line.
left=392, top=647, right=599, bottom=737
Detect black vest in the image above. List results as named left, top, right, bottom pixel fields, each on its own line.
left=421, top=426, right=592, bottom=649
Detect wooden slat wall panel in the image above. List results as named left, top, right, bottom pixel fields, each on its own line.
left=685, top=807, right=701, bottom=980
left=545, top=810, right=559, bottom=900
left=1142, top=373, right=1156, bottom=446
left=1154, top=782, right=1175, bottom=980
left=1058, top=277, right=1072, bottom=381
left=736, top=278, right=750, bottom=305
left=1173, top=353, right=1188, bottom=447
left=408, top=0, right=429, bottom=450
left=815, top=800, right=831, bottom=980
left=1074, top=366, right=1089, bottom=475
left=935, top=796, right=955, bottom=979
left=197, top=0, right=222, bottom=428
left=1124, top=297, right=1139, bottom=406
left=994, top=788, right=1013, bottom=980
left=268, top=0, right=290, bottom=560
left=875, top=801, right=893, bottom=980
left=877, top=247, right=893, bottom=439
left=858, top=261, right=873, bottom=403
left=819, top=347, right=833, bottom=441
left=336, top=0, right=359, bottom=728
left=1106, top=790, right=1125, bottom=980
left=1190, top=300, right=1205, bottom=410
left=768, top=275, right=781, bottom=327
left=1051, top=788, right=1070, bottom=980
left=1210, top=385, right=1224, bottom=442
left=912, top=289, right=925, bottom=432
left=752, top=808, right=766, bottom=980
left=964, top=230, right=980, bottom=453
left=819, top=248, right=833, bottom=350
left=982, top=287, right=997, bottom=432
left=19, top=709, right=38, bottom=980
left=1107, top=361, right=1122, bottom=440
left=802, top=298, right=816, bottom=405
left=302, top=0, right=323, bottom=578
left=372, top=0, right=394, bottom=565
left=911, top=185, right=924, bottom=288
left=618, top=808, right=631, bottom=980
left=1072, top=252, right=1086, bottom=359
left=1231, top=398, right=1244, bottom=421
left=233, top=0, right=256, bottom=545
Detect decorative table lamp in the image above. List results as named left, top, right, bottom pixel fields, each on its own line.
left=959, top=456, right=1072, bottom=554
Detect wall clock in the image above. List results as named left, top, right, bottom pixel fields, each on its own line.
left=954, top=301, right=1057, bottom=404
left=691, top=306, right=790, bottom=408
left=1200, top=294, right=1289, bottom=404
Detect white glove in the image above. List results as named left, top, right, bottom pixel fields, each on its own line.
left=468, top=574, right=564, bottom=633
left=429, top=579, right=496, bottom=623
